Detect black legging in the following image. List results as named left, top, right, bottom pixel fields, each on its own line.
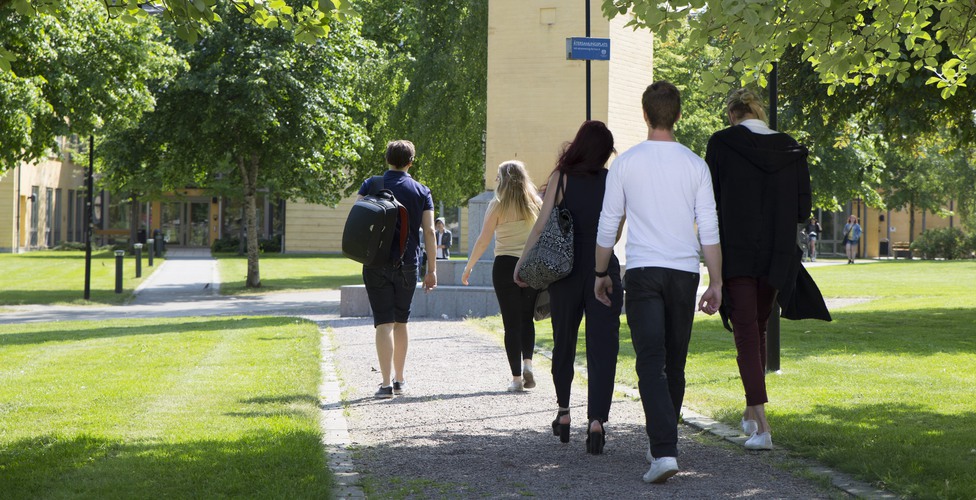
left=492, top=255, right=538, bottom=376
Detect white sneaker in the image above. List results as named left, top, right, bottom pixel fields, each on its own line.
left=643, top=456, right=679, bottom=483
left=522, top=366, right=536, bottom=389
left=507, top=379, right=524, bottom=392
left=741, top=418, right=758, bottom=436
left=744, top=431, right=773, bottom=450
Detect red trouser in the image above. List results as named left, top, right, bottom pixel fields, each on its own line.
left=724, top=276, right=778, bottom=406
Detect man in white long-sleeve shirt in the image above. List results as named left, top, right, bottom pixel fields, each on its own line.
left=594, top=81, right=723, bottom=484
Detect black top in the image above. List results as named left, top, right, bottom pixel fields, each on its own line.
left=559, top=169, right=618, bottom=277
left=705, top=125, right=811, bottom=296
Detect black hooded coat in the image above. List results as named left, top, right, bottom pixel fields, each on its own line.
left=705, top=125, right=831, bottom=328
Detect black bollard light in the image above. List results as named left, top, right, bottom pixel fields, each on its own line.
left=114, top=250, right=125, bottom=294
left=134, top=243, right=143, bottom=278
left=146, top=238, right=154, bottom=267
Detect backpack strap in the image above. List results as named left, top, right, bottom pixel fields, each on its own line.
left=367, top=175, right=385, bottom=196
left=394, top=205, right=409, bottom=264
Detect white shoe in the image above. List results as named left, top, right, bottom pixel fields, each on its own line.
left=741, top=418, right=758, bottom=436
left=744, top=431, right=773, bottom=450
left=507, top=379, right=524, bottom=392
left=522, top=366, right=536, bottom=389
left=643, top=456, right=679, bottom=483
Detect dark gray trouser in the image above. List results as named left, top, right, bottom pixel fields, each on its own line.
left=624, top=266, right=700, bottom=459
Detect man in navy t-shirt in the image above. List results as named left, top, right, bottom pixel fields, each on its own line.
left=357, top=140, right=437, bottom=399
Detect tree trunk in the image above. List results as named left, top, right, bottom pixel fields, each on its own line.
left=238, top=154, right=262, bottom=288
left=909, top=200, right=916, bottom=243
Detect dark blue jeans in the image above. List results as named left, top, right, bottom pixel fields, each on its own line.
left=624, top=266, right=700, bottom=459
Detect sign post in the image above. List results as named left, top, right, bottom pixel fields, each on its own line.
left=566, top=36, right=611, bottom=121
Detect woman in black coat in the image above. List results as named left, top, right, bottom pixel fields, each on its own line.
left=705, top=88, right=815, bottom=451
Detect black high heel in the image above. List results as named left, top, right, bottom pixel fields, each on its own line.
left=551, top=409, right=570, bottom=443
left=586, top=419, right=606, bottom=455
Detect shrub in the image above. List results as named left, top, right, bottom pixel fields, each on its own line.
left=259, top=235, right=282, bottom=253
left=211, top=235, right=281, bottom=253
left=911, top=227, right=970, bottom=260
left=211, top=236, right=241, bottom=253
left=52, top=242, right=87, bottom=251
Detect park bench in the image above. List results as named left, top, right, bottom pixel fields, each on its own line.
left=892, top=241, right=913, bottom=259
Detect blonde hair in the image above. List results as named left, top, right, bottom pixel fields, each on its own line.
left=493, top=160, right=541, bottom=224
left=726, top=88, right=768, bottom=124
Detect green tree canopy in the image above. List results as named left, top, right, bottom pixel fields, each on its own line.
left=353, top=0, right=488, bottom=207
left=603, top=0, right=976, bottom=98
left=99, top=5, right=385, bottom=287
left=0, top=0, right=348, bottom=57
left=0, top=0, right=181, bottom=170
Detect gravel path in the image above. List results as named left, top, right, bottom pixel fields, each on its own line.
left=323, top=316, right=841, bottom=499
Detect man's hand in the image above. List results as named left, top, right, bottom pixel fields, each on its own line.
left=698, top=283, right=722, bottom=315
left=424, top=271, right=437, bottom=292
left=594, top=276, right=613, bottom=307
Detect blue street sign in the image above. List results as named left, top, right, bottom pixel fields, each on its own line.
left=566, top=37, right=611, bottom=61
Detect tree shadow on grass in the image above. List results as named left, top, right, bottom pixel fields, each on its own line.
left=0, top=430, right=333, bottom=498
left=0, top=289, right=135, bottom=306
left=775, top=403, right=976, bottom=499
left=220, top=275, right=361, bottom=294
left=0, top=316, right=301, bottom=347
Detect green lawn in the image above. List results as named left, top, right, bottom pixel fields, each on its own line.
left=479, top=260, right=976, bottom=500
left=216, top=253, right=362, bottom=293
left=0, top=251, right=158, bottom=305
left=0, top=316, right=332, bottom=498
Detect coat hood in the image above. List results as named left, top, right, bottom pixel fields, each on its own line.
left=715, top=125, right=809, bottom=174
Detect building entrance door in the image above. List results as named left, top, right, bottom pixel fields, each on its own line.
left=160, top=200, right=211, bottom=247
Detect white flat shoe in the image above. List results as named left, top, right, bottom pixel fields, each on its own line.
left=522, top=367, right=536, bottom=389
left=741, top=418, right=758, bottom=436
left=744, top=431, right=773, bottom=450
left=507, top=380, right=524, bottom=392
left=642, top=456, right=679, bottom=483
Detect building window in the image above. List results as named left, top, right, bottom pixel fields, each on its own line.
left=45, top=188, right=54, bottom=247
left=30, top=186, right=40, bottom=248
left=53, top=189, right=63, bottom=246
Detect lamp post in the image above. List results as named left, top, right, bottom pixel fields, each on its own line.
left=84, top=135, right=94, bottom=300
left=766, top=63, right=781, bottom=373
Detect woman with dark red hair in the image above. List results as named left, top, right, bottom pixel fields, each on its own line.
left=516, top=120, right=622, bottom=455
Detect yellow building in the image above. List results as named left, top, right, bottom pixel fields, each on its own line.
left=0, top=154, right=87, bottom=253
left=818, top=202, right=959, bottom=260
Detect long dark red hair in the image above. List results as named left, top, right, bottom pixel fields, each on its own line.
left=555, top=120, right=615, bottom=176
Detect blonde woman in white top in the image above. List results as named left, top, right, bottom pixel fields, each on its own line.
left=463, top=161, right=543, bottom=392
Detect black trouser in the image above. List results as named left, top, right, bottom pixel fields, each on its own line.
left=549, top=255, right=622, bottom=422
left=625, top=266, right=699, bottom=459
left=492, top=255, right=539, bottom=376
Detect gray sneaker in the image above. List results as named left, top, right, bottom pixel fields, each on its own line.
left=393, top=380, right=407, bottom=395
left=374, top=385, right=394, bottom=399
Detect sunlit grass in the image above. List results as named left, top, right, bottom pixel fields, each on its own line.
left=216, top=253, right=361, bottom=294
left=0, top=316, right=332, bottom=498
left=0, top=250, right=159, bottom=305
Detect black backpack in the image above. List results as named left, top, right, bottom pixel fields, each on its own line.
left=342, top=176, right=409, bottom=267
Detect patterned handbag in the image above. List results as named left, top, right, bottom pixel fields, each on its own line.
left=518, top=173, right=573, bottom=290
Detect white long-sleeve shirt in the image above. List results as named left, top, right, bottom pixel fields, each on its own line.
left=596, top=140, right=720, bottom=274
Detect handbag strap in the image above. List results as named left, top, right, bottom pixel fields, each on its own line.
left=555, top=172, right=567, bottom=208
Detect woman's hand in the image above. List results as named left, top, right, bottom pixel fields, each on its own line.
left=461, top=265, right=472, bottom=286
left=513, top=258, right=529, bottom=287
